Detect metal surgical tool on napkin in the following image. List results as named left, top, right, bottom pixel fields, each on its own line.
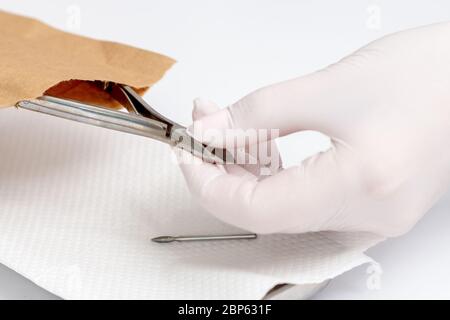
left=15, top=82, right=256, bottom=243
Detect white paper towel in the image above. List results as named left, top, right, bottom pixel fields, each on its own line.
left=0, top=107, right=383, bottom=299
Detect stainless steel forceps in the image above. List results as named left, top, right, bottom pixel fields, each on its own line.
left=15, top=82, right=233, bottom=164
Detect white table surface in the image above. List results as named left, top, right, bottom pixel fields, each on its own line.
left=0, top=0, right=449, bottom=299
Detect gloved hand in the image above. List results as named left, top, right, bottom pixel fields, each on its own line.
left=177, top=22, right=450, bottom=237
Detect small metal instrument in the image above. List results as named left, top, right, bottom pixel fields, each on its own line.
left=15, top=83, right=256, bottom=244
left=15, top=82, right=234, bottom=164
left=152, top=233, right=257, bottom=243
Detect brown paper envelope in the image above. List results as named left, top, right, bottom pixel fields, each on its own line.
left=0, top=11, right=175, bottom=108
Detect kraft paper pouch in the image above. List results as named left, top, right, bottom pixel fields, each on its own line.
left=0, top=11, right=175, bottom=108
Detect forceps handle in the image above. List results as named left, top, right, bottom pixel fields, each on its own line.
left=16, top=97, right=172, bottom=144
left=15, top=97, right=235, bottom=164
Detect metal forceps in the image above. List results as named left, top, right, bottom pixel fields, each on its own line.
left=15, top=83, right=257, bottom=243
left=15, top=82, right=233, bottom=164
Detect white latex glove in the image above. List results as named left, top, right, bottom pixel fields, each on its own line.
left=178, top=22, right=450, bottom=237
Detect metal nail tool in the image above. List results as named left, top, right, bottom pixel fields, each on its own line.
left=152, top=233, right=257, bottom=243
left=15, top=82, right=233, bottom=164
left=15, top=82, right=254, bottom=243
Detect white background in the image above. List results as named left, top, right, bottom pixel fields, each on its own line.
left=0, top=0, right=450, bottom=299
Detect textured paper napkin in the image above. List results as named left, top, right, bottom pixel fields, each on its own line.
left=0, top=10, right=175, bottom=108
left=0, top=10, right=384, bottom=300
left=0, top=107, right=384, bottom=299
